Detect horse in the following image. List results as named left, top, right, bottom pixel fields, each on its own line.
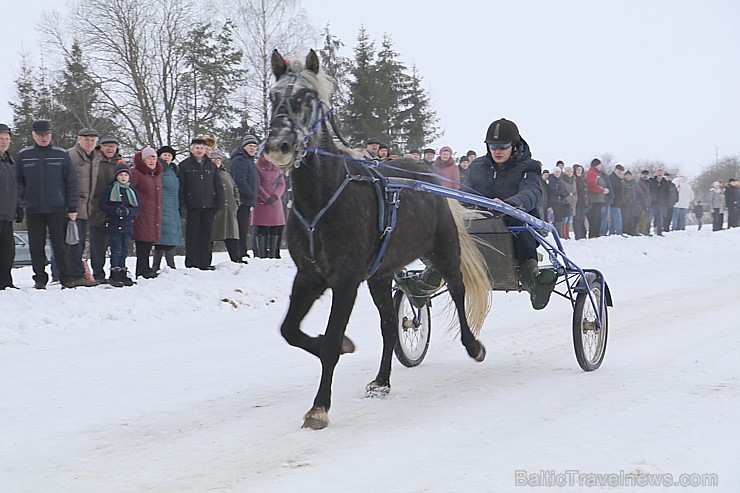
left=264, top=49, right=492, bottom=430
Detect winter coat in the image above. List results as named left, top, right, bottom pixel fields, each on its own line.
left=623, top=179, right=647, bottom=218
left=16, top=142, right=79, bottom=215
left=585, top=166, right=607, bottom=205
left=178, top=154, right=224, bottom=210
left=89, top=154, right=121, bottom=227
left=709, top=188, right=722, bottom=209
left=252, top=156, right=286, bottom=227
left=724, top=184, right=739, bottom=209
left=560, top=174, right=577, bottom=215
left=212, top=167, right=240, bottom=240
left=99, top=181, right=141, bottom=235
left=546, top=174, right=566, bottom=209
left=68, top=144, right=103, bottom=220
left=608, top=172, right=624, bottom=208
left=672, top=177, right=694, bottom=209
left=432, top=156, right=460, bottom=190
left=463, top=137, right=543, bottom=215
left=130, top=152, right=162, bottom=243
left=0, top=151, right=18, bottom=221
left=158, top=159, right=182, bottom=246
left=575, top=173, right=590, bottom=208
left=648, top=177, right=673, bottom=206
left=693, top=203, right=704, bottom=218
left=638, top=177, right=652, bottom=209
left=229, top=146, right=259, bottom=207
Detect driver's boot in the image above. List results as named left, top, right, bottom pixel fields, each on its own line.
left=394, top=267, right=445, bottom=309
left=518, top=259, right=557, bottom=310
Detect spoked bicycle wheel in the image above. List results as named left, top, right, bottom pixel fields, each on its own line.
left=572, top=275, right=608, bottom=371
left=393, top=290, right=431, bottom=367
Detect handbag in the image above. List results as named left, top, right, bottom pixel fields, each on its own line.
left=66, top=220, right=80, bottom=245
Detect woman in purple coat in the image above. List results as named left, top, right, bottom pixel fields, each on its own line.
left=252, top=156, right=286, bottom=258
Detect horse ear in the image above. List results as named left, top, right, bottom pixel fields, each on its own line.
left=272, top=49, right=287, bottom=79
left=306, top=49, right=320, bottom=74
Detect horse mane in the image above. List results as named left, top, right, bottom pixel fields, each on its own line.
left=286, top=59, right=335, bottom=108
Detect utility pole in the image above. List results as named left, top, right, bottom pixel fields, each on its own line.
left=715, top=146, right=719, bottom=165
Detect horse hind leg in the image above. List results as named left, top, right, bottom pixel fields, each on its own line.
left=428, top=256, right=486, bottom=363
left=364, top=277, right=396, bottom=398
left=302, top=279, right=362, bottom=430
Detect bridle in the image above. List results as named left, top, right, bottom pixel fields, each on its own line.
left=269, top=71, right=334, bottom=168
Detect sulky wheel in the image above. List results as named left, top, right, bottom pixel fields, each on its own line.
left=393, top=290, right=431, bottom=367
left=572, top=275, right=609, bottom=371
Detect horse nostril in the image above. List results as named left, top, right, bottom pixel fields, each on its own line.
left=279, top=143, right=290, bottom=155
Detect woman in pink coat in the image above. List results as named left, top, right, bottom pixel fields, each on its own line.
left=252, top=156, right=286, bottom=258
left=433, top=146, right=460, bottom=190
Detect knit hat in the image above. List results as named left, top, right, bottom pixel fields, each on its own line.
left=459, top=156, right=469, bottom=163
left=590, top=158, right=602, bottom=167
left=439, top=146, right=453, bottom=155
left=114, top=163, right=130, bottom=178
left=242, top=134, right=259, bottom=146
left=141, top=147, right=157, bottom=160
left=423, top=148, right=435, bottom=155
left=542, top=169, right=550, bottom=175
left=614, top=164, right=625, bottom=171
left=408, top=148, right=421, bottom=154
left=379, top=142, right=389, bottom=150
left=466, top=150, right=477, bottom=157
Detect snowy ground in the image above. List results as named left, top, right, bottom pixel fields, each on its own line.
left=1, top=227, right=739, bottom=493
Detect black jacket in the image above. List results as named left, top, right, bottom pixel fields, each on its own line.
left=179, top=154, right=225, bottom=210
left=0, top=151, right=19, bottom=221
left=463, top=138, right=542, bottom=215
left=16, top=143, right=79, bottom=214
left=229, top=146, right=259, bottom=207
left=649, top=177, right=672, bottom=206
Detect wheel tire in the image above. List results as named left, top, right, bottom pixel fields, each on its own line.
left=393, top=290, right=431, bottom=367
left=572, top=276, right=608, bottom=371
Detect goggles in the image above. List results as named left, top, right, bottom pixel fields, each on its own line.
left=488, top=142, right=512, bottom=151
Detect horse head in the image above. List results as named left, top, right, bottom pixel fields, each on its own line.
left=265, top=49, right=333, bottom=169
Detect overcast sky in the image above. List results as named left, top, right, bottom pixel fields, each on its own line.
left=4, top=0, right=739, bottom=176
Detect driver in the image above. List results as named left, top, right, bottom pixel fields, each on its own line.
left=464, top=118, right=556, bottom=310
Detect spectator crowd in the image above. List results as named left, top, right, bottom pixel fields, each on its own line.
left=1, top=123, right=739, bottom=292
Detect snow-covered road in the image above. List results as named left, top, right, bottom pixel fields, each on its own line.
left=2, top=229, right=738, bottom=492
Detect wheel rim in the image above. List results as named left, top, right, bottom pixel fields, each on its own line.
left=398, top=297, right=429, bottom=360
left=580, top=286, right=606, bottom=365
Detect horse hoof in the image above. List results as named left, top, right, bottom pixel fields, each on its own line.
left=302, top=407, right=329, bottom=430
left=365, top=382, right=390, bottom=398
left=341, top=335, right=356, bottom=354
left=470, top=342, right=486, bottom=362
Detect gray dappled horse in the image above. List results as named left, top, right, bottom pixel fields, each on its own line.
left=265, top=49, right=491, bottom=429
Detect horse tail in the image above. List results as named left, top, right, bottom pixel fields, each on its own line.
left=448, top=199, right=492, bottom=337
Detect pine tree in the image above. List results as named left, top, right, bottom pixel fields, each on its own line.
left=9, top=54, right=39, bottom=155
left=317, top=23, right=352, bottom=128
left=374, top=34, right=409, bottom=154
left=400, top=64, right=441, bottom=152
left=345, top=26, right=380, bottom=145
left=178, top=20, right=247, bottom=144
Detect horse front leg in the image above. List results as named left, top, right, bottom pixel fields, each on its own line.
left=365, top=277, right=396, bottom=397
left=281, top=269, right=329, bottom=357
left=302, top=279, right=362, bottom=430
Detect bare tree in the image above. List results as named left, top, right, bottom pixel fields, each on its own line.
left=215, top=0, right=316, bottom=136
left=41, top=0, right=197, bottom=149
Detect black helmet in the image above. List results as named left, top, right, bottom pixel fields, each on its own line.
left=485, top=118, right=520, bottom=145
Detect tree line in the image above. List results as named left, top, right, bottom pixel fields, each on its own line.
left=6, top=0, right=439, bottom=158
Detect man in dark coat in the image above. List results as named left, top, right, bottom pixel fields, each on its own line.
left=648, top=169, right=672, bottom=236
left=16, top=120, right=96, bottom=289
left=726, top=178, right=739, bottom=228
left=230, top=134, right=259, bottom=260
left=179, top=137, right=224, bottom=270
left=0, top=123, right=22, bottom=290
left=463, top=118, right=555, bottom=310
